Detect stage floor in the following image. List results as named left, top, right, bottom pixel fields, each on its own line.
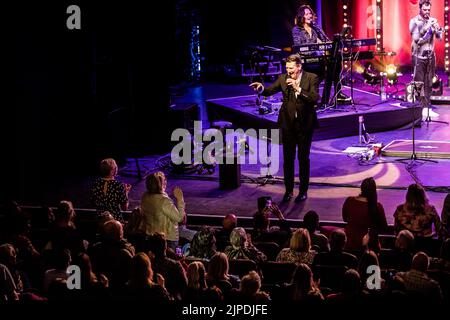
left=35, top=79, right=450, bottom=226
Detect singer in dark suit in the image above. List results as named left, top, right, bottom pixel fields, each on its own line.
left=250, top=54, right=319, bottom=203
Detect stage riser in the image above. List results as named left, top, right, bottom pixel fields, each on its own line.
left=206, top=95, right=421, bottom=141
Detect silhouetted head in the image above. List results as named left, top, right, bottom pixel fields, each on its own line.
left=411, top=251, right=429, bottom=272
left=330, top=229, right=347, bottom=252
left=303, top=210, right=320, bottom=233
left=395, top=230, right=415, bottom=252
left=223, top=214, right=237, bottom=231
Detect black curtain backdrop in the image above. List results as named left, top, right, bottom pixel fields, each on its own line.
left=8, top=1, right=175, bottom=202
left=6, top=0, right=341, bottom=202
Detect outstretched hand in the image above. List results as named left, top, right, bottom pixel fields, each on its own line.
left=249, top=82, right=263, bottom=92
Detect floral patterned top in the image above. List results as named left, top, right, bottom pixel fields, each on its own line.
left=394, top=204, right=441, bottom=237
left=276, top=248, right=316, bottom=266
left=90, top=178, right=128, bottom=222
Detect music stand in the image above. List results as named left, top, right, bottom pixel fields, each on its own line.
left=396, top=81, right=437, bottom=165
left=323, top=27, right=353, bottom=112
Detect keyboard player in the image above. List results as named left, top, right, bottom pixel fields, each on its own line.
left=292, top=5, right=351, bottom=106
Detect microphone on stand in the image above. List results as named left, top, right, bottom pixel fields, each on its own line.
left=311, top=21, right=330, bottom=41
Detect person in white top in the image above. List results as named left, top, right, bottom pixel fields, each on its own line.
left=141, top=172, right=186, bottom=251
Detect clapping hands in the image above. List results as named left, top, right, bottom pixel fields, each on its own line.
left=173, top=186, right=184, bottom=201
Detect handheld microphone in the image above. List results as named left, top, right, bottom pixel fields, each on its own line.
left=286, top=74, right=293, bottom=93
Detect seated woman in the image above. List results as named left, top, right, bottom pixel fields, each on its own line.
left=281, top=263, right=324, bottom=302
left=394, top=184, right=441, bottom=237
left=342, top=177, right=388, bottom=252
left=441, top=193, right=450, bottom=238
left=123, top=207, right=147, bottom=253
left=224, top=227, right=267, bottom=264
left=276, top=228, right=316, bottom=266
left=206, top=252, right=240, bottom=299
left=187, top=227, right=217, bottom=260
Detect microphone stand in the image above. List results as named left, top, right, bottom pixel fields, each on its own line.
left=396, top=51, right=437, bottom=166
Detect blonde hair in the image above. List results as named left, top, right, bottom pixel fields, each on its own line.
left=145, top=171, right=166, bottom=194
left=99, top=158, right=118, bottom=178
left=207, top=252, right=230, bottom=282
left=290, top=228, right=311, bottom=252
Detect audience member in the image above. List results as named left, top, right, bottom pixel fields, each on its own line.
left=89, top=158, right=130, bottom=222
left=251, top=198, right=291, bottom=247
left=206, top=252, right=240, bottom=298
left=276, top=228, right=316, bottom=266
left=225, top=227, right=267, bottom=264
left=303, top=210, right=330, bottom=252
left=89, top=220, right=134, bottom=291
left=141, top=172, right=185, bottom=251
left=430, top=238, right=450, bottom=272
left=326, top=269, right=368, bottom=303
left=0, top=262, right=19, bottom=301
left=43, top=248, right=71, bottom=293
left=183, top=261, right=207, bottom=301
left=70, top=252, right=109, bottom=300
left=215, top=214, right=237, bottom=251
left=146, top=233, right=187, bottom=300
left=188, top=227, right=217, bottom=260
left=394, top=184, right=441, bottom=237
left=123, top=206, right=147, bottom=253
left=395, top=251, right=443, bottom=301
left=313, top=229, right=358, bottom=270
left=46, top=200, right=86, bottom=257
left=441, top=193, right=450, bottom=238
left=391, top=230, right=415, bottom=271
left=124, top=252, right=171, bottom=301
left=229, top=271, right=270, bottom=303
left=283, top=263, right=324, bottom=302
left=342, top=177, right=388, bottom=252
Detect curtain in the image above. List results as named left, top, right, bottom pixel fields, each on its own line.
left=351, top=0, right=445, bottom=67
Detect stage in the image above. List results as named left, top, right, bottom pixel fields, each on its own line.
left=206, top=86, right=421, bottom=141
left=110, top=81, right=450, bottom=227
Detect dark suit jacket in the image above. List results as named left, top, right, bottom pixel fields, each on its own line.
left=262, top=71, right=319, bottom=133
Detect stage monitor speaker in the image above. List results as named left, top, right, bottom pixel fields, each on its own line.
left=219, top=155, right=241, bottom=190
